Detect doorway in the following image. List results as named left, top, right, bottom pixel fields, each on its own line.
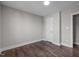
left=73, top=14, right=79, bottom=47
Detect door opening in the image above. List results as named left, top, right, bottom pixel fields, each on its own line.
left=73, top=14, right=79, bottom=47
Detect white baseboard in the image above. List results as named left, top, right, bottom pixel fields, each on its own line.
left=42, top=39, right=61, bottom=46
left=74, top=42, right=79, bottom=45
left=1, top=38, right=74, bottom=52
left=61, top=43, right=73, bottom=48
left=52, top=42, right=61, bottom=46
left=1, top=40, right=41, bottom=52
left=0, top=49, right=2, bottom=53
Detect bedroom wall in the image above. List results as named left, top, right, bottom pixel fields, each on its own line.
left=61, top=10, right=73, bottom=47
left=73, top=14, right=79, bottom=45
left=1, top=5, right=43, bottom=50
left=1, top=4, right=79, bottom=51
left=43, top=7, right=79, bottom=47
left=61, top=7, right=79, bottom=47
left=43, top=10, right=73, bottom=47
left=43, top=11, right=60, bottom=45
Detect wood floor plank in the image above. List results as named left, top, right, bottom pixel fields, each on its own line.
left=1, top=40, right=79, bottom=57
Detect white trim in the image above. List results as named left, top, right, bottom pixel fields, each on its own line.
left=46, top=40, right=61, bottom=46
left=42, top=39, right=61, bottom=46
left=52, top=42, right=61, bottom=46
left=71, top=11, right=79, bottom=48
left=72, top=12, right=79, bottom=15
left=0, top=49, right=2, bottom=53
left=74, top=42, right=79, bottom=45
left=61, top=43, right=73, bottom=48
left=1, top=40, right=41, bottom=52
left=0, top=52, right=1, bottom=54
left=71, top=13, right=73, bottom=48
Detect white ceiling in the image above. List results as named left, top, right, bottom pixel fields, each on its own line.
left=1, top=1, right=79, bottom=16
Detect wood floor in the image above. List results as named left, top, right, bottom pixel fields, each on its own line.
left=1, top=40, right=79, bottom=57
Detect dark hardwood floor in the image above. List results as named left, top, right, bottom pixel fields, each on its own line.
left=0, top=40, right=79, bottom=57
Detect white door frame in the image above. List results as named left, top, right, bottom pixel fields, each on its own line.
left=71, top=12, right=79, bottom=48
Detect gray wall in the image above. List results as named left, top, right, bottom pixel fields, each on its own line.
left=43, top=8, right=79, bottom=47
left=1, top=6, right=43, bottom=49
left=1, top=5, right=79, bottom=50
left=61, top=10, right=73, bottom=47
left=43, top=10, right=73, bottom=47
left=61, top=7, right=79, bottom=47
left=43, top=11, right=60, bottom=45
left=73, top=15, right=79, bottom=44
